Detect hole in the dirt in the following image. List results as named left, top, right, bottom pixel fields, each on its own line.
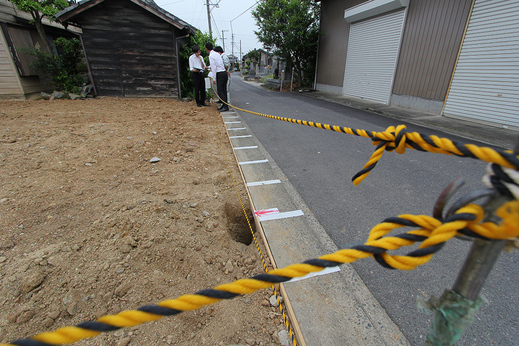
left=223, top=202, right=254, bottom=245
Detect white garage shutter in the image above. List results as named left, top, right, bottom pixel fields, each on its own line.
left=343, top=9, right=406, bottom=104
left=443, top=0, right=519, bottom=128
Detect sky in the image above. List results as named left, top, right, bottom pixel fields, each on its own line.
left=154, top=0, right=263, bottom=58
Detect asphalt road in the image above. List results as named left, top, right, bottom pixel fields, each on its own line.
left=228, top=74, right=519, bottom=345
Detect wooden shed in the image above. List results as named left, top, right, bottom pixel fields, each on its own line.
left=0, top=0, right=79, bottom=99
left=56, top=0, right=196, bottom=98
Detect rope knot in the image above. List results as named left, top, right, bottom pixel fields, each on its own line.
left=373, top=125, right=408, bottom=154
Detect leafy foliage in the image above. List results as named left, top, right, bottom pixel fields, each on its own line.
left=252, top=0, right=320, bottom=87
left=8, top=0, right=72, bottom=53
left=179, top=30, right=216, bottom=100
left=8, top=0, right=69, bottom=17
left=26, top=37, right=87, bottom=94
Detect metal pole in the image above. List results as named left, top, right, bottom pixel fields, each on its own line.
left=280, top=70, right=284, bottom=92
left=290, top=67, right=294, bottom=92
left=222, top=30, right=227, bottom=51
left=206, top=0, right=212, bottom=36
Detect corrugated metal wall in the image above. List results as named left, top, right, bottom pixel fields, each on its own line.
left=392, top=0, right=472, bottom=100
left=343, top=9, right=407, bottom=103
left=316, top=0, right=364, bottom=88
left=443, top=0, right=519, bottom=128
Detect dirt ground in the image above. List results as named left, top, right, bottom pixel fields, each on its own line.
left=0, top=97, right=288, bottom=345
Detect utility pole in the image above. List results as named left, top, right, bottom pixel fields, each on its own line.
left=231, top=34, right=235, bottom=57
left=222, top=30, right=228, bottom=51
left=206, top=0, right=212, bottom=36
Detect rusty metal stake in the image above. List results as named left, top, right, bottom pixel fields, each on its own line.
left=425, top=197, right=508, bottom=345
left=425, top=141, right=519, bottom=345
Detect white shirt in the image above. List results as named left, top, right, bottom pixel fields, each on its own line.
left=189, top=53, right=205, bottom=72
left=208, top=50, right=226, bottom=75
left=221, top=53, right=230, bottom=70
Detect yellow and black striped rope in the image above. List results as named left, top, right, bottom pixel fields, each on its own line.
left=213, top=108, right=297, bottom=345
left=4, top=201, right=518, bottom=346
left=214, top=93, right=519, bottom=186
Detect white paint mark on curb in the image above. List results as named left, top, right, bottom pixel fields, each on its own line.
left=247, top=180, right=282, bottom=186
left=230, top=135, right=252, bottom=138
left=256, top=210, right=304, bottom=221
left=286, top=267, right=341, bottom=283
left=234, top=146, right=258, bottom=150
left=239, top=159, right=269, bottom=165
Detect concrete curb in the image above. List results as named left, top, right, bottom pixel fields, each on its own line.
left=220, top=108, right=410, bottom=345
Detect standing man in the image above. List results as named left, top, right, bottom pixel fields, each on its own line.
left=188, top=45, right=209, bottom=107
left=206, top=42, right=229, bottom=112
left=214, top=46, right=230, bottom=77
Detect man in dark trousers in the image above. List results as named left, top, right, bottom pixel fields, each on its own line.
left=188, top=45, right=209, bottom=107
left=206, top=42, right=229, bottom=112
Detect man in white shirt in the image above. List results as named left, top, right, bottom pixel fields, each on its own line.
left=214, top=46, right=230, bottom=77
left=206, top=42, right=229, bottom=112
left=188, top=45, right=209, bottom=107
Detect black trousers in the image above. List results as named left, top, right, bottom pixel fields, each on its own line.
left=216, top=71, right=228, bottom=104
left=192, top=72, right=205, bottom=105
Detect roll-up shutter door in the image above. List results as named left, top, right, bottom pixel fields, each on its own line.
left=443, top=0, right=519, bottom=127
left=343, top=9, right=406, bottom=104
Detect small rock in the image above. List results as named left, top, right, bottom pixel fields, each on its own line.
left=16, top=310, right=35, bottom=324
left=115, top=281, right=132, bottom=297
left=224, top=260, right=233, bottom=273
left=269, top=295, right=279, bottom=307
left=66, top=301, right=78, bottom=316
left=48, top=310, right=60, bottom=320
left=52, top=91, right=65, bottom=99
left=41, top=317, right=55, bottom=328
left=117, top=337, right=132, bottom=346
left=278, top=330, right=291, bottom=346
left=47, top=255, right=64, bottom=267
left=21, top=270, right=46, bottom=293
left=261, top=299, right=270, bottom=307
left=202, top=211, right=210, bottom=217
left=120, top=244, right=132, bottom=253
left=150, top=157, right=161, bottom=163
left=40, top=92, right=51, bottom=100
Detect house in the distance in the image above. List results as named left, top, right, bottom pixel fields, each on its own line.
left=56, top=0, right=196, bottom=98
left=0, top=0, right=79, bottom=99
left=315, top=0, right=519, bottom=129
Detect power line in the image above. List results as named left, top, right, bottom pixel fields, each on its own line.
left=230, top=0, right=260, bottom=23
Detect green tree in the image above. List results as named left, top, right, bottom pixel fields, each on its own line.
left=179, top=30, right=216, bottom=99
left=252, top=0, right=320, bottom=87
left=27, top=36, right=87, bottom=93
left=244, top=49, right=260, bottom=66
left=8, top=0, right=71, bottom=54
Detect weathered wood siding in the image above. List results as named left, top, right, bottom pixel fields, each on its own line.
left=0, top=0, right=18, bottom=22
left=75, top=0, right=180, bottom=97
left=392, top=0, right=473, bottom=101
left=0, top=24, right=23, bottom=97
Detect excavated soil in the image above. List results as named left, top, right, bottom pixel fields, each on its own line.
left=0, top=97, right=289, bottom=345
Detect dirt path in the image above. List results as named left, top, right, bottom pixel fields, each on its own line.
left=0, top=98, right=287, bottom=345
